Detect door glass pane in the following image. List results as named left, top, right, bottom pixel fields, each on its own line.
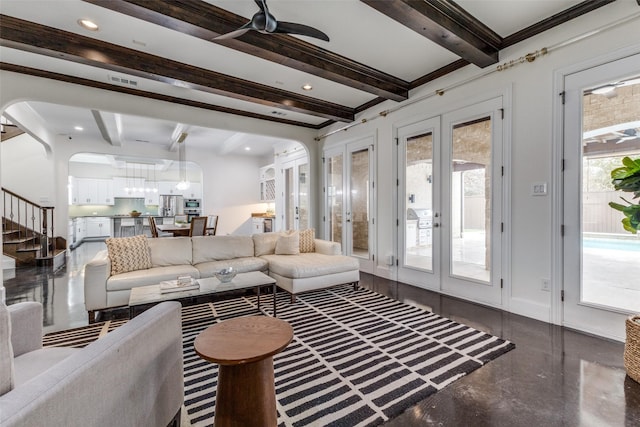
left=451, top=117, right=492, bottom=282
left=581, top=76, right=640, bottom=312
left=351, top=148, right=369, bottom=258
left=405, top=132, right=433, bottom=271
left=298, top=163, right=309, bottom=229
left=285, top=167, right=294, bottom=230
left=327, top=155, right=343, bottom=246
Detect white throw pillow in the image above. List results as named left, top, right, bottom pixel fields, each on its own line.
left=275, top=230, right=300, bottom=255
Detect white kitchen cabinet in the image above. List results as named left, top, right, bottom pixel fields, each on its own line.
left=85, top=217, right=111, bottom=237
left=144, top=191, right=159, bottom=206
left=259, top=164, right=275, bottom=201
left=76, top=217, right=86, bottom=242
left=252, top=217, right=265, bottom=234
left=158, top=181, right=180, bottom=195
left=181, top=182, right=202, bottom=199
left=75, top=178, right=114, bottom=205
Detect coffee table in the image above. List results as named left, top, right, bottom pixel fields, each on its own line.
left=128, top=271, right=277, bottom=318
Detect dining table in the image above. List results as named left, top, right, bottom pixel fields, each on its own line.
left=156, top=223, right=191, bottom=236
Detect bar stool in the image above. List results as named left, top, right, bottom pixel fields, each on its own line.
left=120, top=218, right=135, bottom=237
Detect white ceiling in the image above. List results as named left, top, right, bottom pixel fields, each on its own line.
left=0, top=0, right=600, bottom=157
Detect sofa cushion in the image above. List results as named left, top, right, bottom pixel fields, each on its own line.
left=275, top=230, right=300, bottom=255
left=148, top=237, right=193, bottom=267
left=299, top=228, right=316, bottom=253
left=192, top=236, right=254, bottom=264
left=0, top=302, right=14, bottom=396
left=107, top=265, right=200, bottom=291
left=262, top=253, right=360, bottom=279
left=13, top=347, right=78, bottom=387
left=253, top=232, right=283, bottom=256
left=105, top=235, right=152, bottom=275
left=195, top=257, right=269, bottom=277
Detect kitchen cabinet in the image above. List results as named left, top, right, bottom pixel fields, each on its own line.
left=181, top=182, right=202, bottom=199
left=85, top=217, right=111, bottom=237
left=75, top=178, right=114, bottom=205
left=252, top=217, right=265, bottom=234
left=76, top=217, right=86, bottom=242
left=158, top=181, right=180, bottom=195
left=259, top=164, right=275, bottom=201
left=158, top=181, right=202, bottom=199
left=144, top=192, right=159, bottom=206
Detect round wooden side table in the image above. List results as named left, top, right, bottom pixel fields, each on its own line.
left=194, top=316, right=294, bottom=427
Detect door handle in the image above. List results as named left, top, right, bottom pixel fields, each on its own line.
left=433, top=223, right=440, bottom=228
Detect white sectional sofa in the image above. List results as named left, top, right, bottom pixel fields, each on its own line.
left=84, top=233, right=360, bottom=321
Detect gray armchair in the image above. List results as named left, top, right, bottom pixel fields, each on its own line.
left=1, top=301, right=184, bottom=427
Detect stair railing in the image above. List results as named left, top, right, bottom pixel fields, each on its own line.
left=2, top=187, right=55, bottom=257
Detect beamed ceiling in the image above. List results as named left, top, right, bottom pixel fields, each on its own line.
left=0, top=0, right=629, bottom=155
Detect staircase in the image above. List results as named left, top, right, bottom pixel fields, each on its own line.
left=2, top=187, right=66, bottom=271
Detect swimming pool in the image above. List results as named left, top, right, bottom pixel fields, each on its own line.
left=583, top=237, right=640, bottom=252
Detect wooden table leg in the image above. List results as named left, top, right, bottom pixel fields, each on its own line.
left=215, top=357, right=277, bottom=427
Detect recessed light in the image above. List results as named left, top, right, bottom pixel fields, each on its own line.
left=302, top=83, right=313, bottom=91
left=245, top=147, right=251, bottom=151
left=74, top=126, right=84, bottom=131
left=78, top=19, right=99, bottom=31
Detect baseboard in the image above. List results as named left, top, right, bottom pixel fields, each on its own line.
left=509, top=297, right=551, bottom=323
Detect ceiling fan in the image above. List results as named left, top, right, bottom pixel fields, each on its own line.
left=215, top=0, right=330, bottom=42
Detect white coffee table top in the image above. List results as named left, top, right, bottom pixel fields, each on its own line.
left=128, top=271, right=276, bottom=307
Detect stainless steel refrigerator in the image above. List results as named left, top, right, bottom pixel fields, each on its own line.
left=159, top=195, right=184, bottom=217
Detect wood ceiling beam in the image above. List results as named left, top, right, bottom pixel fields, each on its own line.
left=502, top=0, right=618, bottom=48
left=82, top=0, right=409, bottom=102
left=361, top=0, right=500, bottom=68
left=0, top=63, right=323, bottom=129
left=0, top=15, right=354, bottom=123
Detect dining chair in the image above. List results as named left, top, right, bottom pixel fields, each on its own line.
left=189, top=216, right=208, bottom=237
left=206, top=215, right=219, bottom=235
left=149, top=216, right=173, bottom=238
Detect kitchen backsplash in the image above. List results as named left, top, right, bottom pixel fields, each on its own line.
left=68, top=198, right=159, bottom=217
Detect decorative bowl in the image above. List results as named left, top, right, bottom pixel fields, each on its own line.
left=130, top=211, right=141, bottom=217
left=215, top=267, right=236, bottom=283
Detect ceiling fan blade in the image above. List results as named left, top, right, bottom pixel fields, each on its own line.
left=213, top=23, right=252, bottom=40
left=275, top=21, right=330, bottom=42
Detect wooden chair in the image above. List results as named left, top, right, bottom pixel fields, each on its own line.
left=149, top=216, right=173, bottom=238
left=206, top=215, right=218, bottom=235
left=189, top=216, right=208, bottom=237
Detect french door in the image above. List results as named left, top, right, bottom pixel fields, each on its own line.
left=281, top=157, right=309, bottom=231
left=562, top=53, right=640, bottom=340
left=397, top=97, right=504, bottom=306
left=324, top=136, right=375, bottom=273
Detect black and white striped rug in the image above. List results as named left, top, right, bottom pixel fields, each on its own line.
left=45, top=286, right=515, bottom=426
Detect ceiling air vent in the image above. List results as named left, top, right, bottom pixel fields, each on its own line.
left=108, top=75, right=138, bottom=87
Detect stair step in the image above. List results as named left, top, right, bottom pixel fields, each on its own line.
left=36, top=249, right=67, bottom=270
left=16, top=247, right=40, bottom=253
left=3, top=237, right=37, bottom=245
left=2, top=230, right=20, bottom=235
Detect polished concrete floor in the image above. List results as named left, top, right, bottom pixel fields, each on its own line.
left=3, top=241, right=640, bottom=426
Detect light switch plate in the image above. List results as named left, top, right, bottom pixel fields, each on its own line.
left=532, top=182, right=548, bottom=196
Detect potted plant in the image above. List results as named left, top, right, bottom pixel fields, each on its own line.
left=608, top=156, right=640, bottom=383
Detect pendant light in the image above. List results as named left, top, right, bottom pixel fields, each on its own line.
left=176, top=132, right=190, bottom=190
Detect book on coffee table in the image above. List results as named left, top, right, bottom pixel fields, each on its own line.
left=160, top=279, right=199, bottom=294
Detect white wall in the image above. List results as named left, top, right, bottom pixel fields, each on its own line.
left=319, top=0, right=640, bottom=323
left=1, top=132, right=54, bottom=205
